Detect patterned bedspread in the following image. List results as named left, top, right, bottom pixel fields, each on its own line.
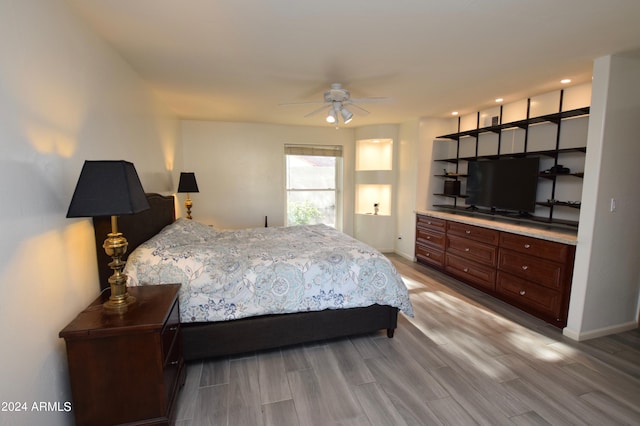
left=124, top=218, right=413, bottom=323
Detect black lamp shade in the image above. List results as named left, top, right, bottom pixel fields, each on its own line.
left=177, top=172, right=199, bottom=193
left=66, top=160, right=150, bottom=218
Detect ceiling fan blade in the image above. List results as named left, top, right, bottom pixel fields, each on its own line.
left=279, top=101, right=327, bottom=106
left=349, top=97, right=390, bottom=104
left=346, top=103, right=370, bottom=115
left=304, top=104, right=330, bottom=118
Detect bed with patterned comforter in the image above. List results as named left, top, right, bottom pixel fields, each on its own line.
left=124, top=218, right=413, bottom=324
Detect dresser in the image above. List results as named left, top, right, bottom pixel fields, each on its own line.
left=415, top=215, right=447, bottom=269
left=59, top=284, right=185, bottom=426
left=416, top=213, right=576, bottom=327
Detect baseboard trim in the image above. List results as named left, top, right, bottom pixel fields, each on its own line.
left=392, top=250, right=414, bottom=262
left=563, top=320, right=638, bottom=341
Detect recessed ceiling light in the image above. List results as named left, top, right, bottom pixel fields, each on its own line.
left=451, top=111, right=459, bottom=116
left=495, top=98, right=503, bottom=103
left=560, top=78, right=572, bottom=84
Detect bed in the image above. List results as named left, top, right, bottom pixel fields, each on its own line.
left=93, top=193, right=412, bottom=361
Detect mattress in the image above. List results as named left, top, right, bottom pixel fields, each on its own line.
left=124, top=218, right=413, bottom=323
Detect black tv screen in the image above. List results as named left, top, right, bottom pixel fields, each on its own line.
left=466, top=157, right=540, bottom=213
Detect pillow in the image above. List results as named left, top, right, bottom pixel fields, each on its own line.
left=154, top=217, right=220, bottom=246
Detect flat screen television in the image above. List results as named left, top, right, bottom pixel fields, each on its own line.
left=465, top=157, right=540, bottom=213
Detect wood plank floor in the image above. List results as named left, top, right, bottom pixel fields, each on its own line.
left=175, top=254, right=640, bottom=425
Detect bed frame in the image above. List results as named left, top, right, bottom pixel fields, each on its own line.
left=93, top=193, right=398, bottom=360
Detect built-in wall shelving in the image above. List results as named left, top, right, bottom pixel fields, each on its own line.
left=437, top=107, right=590, bottom=141
left=354, top=138, right=395, bottom=251
left=431, top=92, right=590, bottom=228
left=437, top=146, right=587, bottom=164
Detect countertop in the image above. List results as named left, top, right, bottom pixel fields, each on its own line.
left=416, top=209, right=578, bottom=245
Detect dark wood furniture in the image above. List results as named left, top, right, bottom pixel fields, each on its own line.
left=59, top=284, right=185, bottom=426
left=93, top=193, right=399, bottom=361
left=416, top=213, right=575, bottom=327
left=415, top=215, right=446, bottom=269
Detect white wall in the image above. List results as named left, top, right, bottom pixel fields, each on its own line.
left=394, top=118, right=452, bottom=260
left=395, top=120, right=420, bottom=259
left=566, top=53, right=640, bottom=339
left=180, top=121, right=355, bottom=232
left=353, top=125, right=399, bottom=252
left=0, top=1, right=179, bottom=424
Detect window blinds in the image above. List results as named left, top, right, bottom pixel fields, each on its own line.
left=284, top=145, right=343, bottom=157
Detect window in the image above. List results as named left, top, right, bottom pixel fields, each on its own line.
left=285, top=145, right=343, bottom=228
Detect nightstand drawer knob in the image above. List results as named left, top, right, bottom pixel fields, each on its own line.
left=465, top=230, right=471, bottom=234
left=521, top=265, right=529, bottom=270
left=463, top=268, right=469, bottom=273
left=464, top=247, right=470, bottom=252
left=524, top=244, right=531, bottom=249
left=519, top=290, right=526, bottom=296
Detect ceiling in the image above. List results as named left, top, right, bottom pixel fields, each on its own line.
left=67, top=0, right=640, bottom=127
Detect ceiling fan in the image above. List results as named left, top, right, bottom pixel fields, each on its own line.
left=280, top=83, right=388, bottom=125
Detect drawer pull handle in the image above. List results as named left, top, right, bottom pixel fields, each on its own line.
left=425, top=253, right=430, bottom=257
left=464, top=248, right=470, bottom=252
left=519, top=290, right=526, bottom=296
left=168, top=326, right=179, bottom=331
left=524, top=244, right=531, bottom=249
left=426, top=236, right=431, bottom=240
left=169, top=360, right=180, bottom=366
left=465, top=230, right=471, bottom=234
left=521, top=265, right=529, bottom=270
left=463, top=268, right=469, bottom=272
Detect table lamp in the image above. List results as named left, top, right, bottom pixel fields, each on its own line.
left=67, top=160, right=150, bottom=313
left=177, top=172, right=199, bottom=219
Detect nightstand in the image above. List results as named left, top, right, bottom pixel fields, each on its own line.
left=59, top=284, right=185, bottom=426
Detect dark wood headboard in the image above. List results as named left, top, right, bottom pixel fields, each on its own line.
left=93, top=193, right=176, bottom=290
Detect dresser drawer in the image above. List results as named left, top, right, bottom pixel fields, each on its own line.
left=497, top=249, right=564, bottom=290
left=447, top=235, right=498, bottom=266
left=496, top=272, right=563, bottom=320
left=416, top=215, right=446, bottom=232
left=163, top=328, right=183, bottom=407
left=499, top=232, right=571, bottom=262
left=416, top=227, right=446, bottom=249
left=416, top=243, right=444, bottom=268
left=447, top=221, right=499, bottom=245
left=161, top=298, right=181, bottom=364
left=445, top=253, right=496, bottom=291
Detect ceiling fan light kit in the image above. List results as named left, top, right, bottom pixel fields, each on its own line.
left=340, top=107, right=353, bottom=124
left=326, top=108, right=337, bottom=123
left=282, top=83, right=386, bottom=126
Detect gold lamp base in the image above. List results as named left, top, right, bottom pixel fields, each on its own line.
left=184, top=196, right=193, bottom=220
left=102, top=217, right=136, bottom=313
left=103, top=294, right=136, bottom=313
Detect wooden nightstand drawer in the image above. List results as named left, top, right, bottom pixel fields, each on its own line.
left=445, top=253, right=496, bottom=291
left=447, top=221, right=499, bottom=245
left=162, top=298, right=180, bottom=363
left=498, top=249, right=564, bottom=290
left=447, top=234, right=498, bottom=266
left=499, top=232, right=571, bottom=261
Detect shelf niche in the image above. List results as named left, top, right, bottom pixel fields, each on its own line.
left=356, top=139, right=393, bottom=171
left=356, top=184, right=391, bottom=216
